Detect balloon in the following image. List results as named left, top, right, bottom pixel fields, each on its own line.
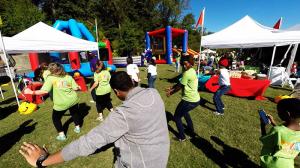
left=19, top=102, right=37, bottom=115
left=74, top=72, right=81, bottom=77
left=274, top=95, right=293, bottom=103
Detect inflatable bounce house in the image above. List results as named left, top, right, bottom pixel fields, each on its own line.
left=28, top=19, right=115, bottom=77
left=145, top=26, right=199, bottom=64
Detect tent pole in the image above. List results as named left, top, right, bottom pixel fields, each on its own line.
left=268, top=45, right=277, bottom=79
left=0, top=31, right=20, bottom=106
left=197, top=23, right=204, bottom=74
left=279, top=44, right=292, bottom=65
left=286, top=44, right=298, bottom=77
left=95, top=18, right=100, bottom=60
left=197, top=8, right=205, bottom=74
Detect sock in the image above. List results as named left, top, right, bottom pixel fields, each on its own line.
left=99, top=113, right=103, bottom=117
left=75, top=125, right=80, bottom=129
left=59, top=132, right=65, bottom=136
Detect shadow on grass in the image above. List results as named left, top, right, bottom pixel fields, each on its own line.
left=165, top=111, right=179, bottom=138
left=160, top=74, right=182, bottom=84
left=199, top=98, right=216, bottom=112
left=190, top=134, right=259, bottom=168
left=0, top=97, right=16, bottom=105
left=265, top=96, right=275, bottom=103
left=269, top=85, right=292, bottom=92
left=0, top=119, right=37, bottom=157
left=63, top=103, right=91, bottom=134
left=0, top=104, right=18, bottom=120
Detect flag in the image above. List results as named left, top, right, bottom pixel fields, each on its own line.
left=195, top=8, right=205, bottom=29
left=273, top=17, right=282, bottom=29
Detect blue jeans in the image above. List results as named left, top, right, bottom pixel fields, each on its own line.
left=148, top=75, right=156, bottom=88
left=174, top=100, right=199, bottom=139
left=213, top=85, right=231, bottom=114
left=175, top=61, right=180, bottom=72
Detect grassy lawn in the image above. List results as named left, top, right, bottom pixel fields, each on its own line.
left=0, top=64, right=297, bottom=168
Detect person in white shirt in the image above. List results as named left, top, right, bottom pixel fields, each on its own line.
left=213, top=57, right=231, bottom=116
left=126, top=57, right=140, bottom=86
left=208, top=54, right=215, bottom=67
left=147, top=58, right=157, bottom=88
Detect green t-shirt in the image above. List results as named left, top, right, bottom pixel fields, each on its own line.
left=41, top=75, right=79, bottom=111
left=180, top=68, right=200, bottom=102
left=94, top=70, right=111, bottom=96
left=260, top=125, right=300, bottom=168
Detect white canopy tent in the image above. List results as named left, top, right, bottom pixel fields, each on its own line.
left=0, top=22, right=98, bottom=53
left=0, top=22, right=98, bottom=106
left=201, top=15, right=300, bottom=86
left=201, top=15, right=300, bottom=49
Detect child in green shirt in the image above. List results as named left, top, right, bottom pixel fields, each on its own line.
left=24, top=63, right=81, bottom=141
left=260, top=98, right=300, bottom=168
left=90, top=61, right=113, bottom=121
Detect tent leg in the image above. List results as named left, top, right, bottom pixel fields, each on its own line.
left=0, top=31, right=20, bottom=106
left=279, top=44, right=292, bottom=65
left=268, top=45, right=277, bottom=79
left=0, top=86, right=4, bottom=99
left=286, top=44, right=298, bottom=76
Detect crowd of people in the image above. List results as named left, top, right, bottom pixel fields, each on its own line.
left=15, top=51, right=300, bottom=168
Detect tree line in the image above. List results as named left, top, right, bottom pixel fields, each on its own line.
left=0, top=0, right=205, bottom=56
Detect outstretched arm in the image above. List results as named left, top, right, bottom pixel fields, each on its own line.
left=89, top=81, right=98, bottom=91
left=166, top=83, right=182, bottom=97
left=24, top=88, right=48, bottom=95
left=20, top=108, right=129, bottom=167
left=19, top=142, right=64, bottom=167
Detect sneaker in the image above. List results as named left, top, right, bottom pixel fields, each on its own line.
left=173, top=137, right=188, bottom=142
left=213, top=111, right=224, bottom=116
left=96, top=116, right=104, bottom=121
left=74, top=127, right=81, bottom=134
left=56, top=134, right=67, bottom=141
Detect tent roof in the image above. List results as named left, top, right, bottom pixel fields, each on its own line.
left=1, top=22, right=98, bottom=53
left=202, top=15, right=300, bottom=49
left=286, top=24, right=300, bottom=31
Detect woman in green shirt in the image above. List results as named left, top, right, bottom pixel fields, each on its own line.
left=24, top=63, right=81, bottom=141
left=90, top=61, right=113, bottom=121
left=260, top=98, right=300, bottom=168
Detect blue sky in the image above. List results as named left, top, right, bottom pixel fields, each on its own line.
left=182, top=0, right=300, bottom=32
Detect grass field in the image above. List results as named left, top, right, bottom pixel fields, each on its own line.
left=0, top=64, right=298, bottom=168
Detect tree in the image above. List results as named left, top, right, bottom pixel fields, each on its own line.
left=181, top=13, right=195, bottom=31
left=0, top=0, right=45, bottom=36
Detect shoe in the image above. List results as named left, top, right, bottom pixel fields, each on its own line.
left=74, top=127, right=81, bottom=134
left=56, top=134, right=67, bottom=141
left=96, top=116, right=104, bottom=121
left=173, top=137, right=188, bottom=142
left=213, top=111, right=224, bottom=116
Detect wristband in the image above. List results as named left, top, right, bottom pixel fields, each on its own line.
left=36, top=151, right=49, bottom=168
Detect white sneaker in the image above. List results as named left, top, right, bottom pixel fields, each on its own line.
left=213, top=111, right=224, bottom=116
left=96, top=114, right=104, bottom=121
